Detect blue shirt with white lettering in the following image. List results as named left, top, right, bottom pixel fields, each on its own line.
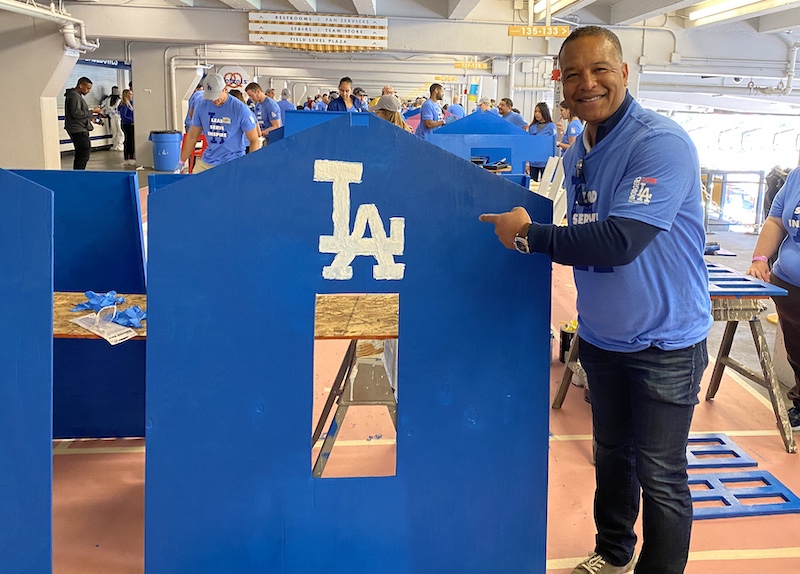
left=769, top=169, right=800, bottom=286
left=415, top=99, right=443, bottom=138
left=562, top=98, right=711, bottom=352
left=191, top=95, right=257, bottom=166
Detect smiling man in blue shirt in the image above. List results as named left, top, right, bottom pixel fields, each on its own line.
left=480, top=26, right=711, bottom=574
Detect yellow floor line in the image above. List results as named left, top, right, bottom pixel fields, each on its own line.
left=52, top=440, right=73, bottom=453
left=53, top=446, right=145, bottom=455
left=547, top=547, right=800, bottom=569
left=313, top=439, right=396, bottom=448
left=549, top=429, right=780, bottom=442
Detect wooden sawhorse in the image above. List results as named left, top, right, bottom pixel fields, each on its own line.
left=706, top=297, right=796, bottom=453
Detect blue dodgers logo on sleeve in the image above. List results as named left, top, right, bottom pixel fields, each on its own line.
left=629, top=176, right=655, bottom=205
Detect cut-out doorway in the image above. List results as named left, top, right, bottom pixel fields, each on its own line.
left=312, top=293, right=399, bottom=479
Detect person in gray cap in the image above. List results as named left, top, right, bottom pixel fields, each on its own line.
left=277, top=88, right=295, bottom=125
left=370, top=94, right=412, bottom=133
left=179, top=73, right=260, bottom=173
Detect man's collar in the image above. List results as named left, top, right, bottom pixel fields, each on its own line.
left=594, top=91, right=634, bottom=145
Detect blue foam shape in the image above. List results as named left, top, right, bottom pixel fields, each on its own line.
left=686, top=433, right=758, bottom=469
left=145, top=113, right=552, bottom=573
left=706, top=262, right=787, bottom=297
left=0, top=169, right=54, bottom=571
left=11, top=169, right=146, bottom=294
left=691, top=470, right=800, bottom=519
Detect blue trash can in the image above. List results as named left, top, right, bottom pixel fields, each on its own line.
left=149, top=130, right=182, bottom=171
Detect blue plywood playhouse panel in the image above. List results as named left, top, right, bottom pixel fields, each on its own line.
left=284, top=109, right=369, bottom=138
left=11, top=170, right=146, bottom=294
left=146, top=113, right=553, bottom=573
left=691, top=470, right=800, bottom=519
left=0, top=169, right=54, bottom=572
left=436, top=109, right=527, bottom=135
left=686, top=433, right=758, bottom=469
left=706, top=262, right=787, bottom=298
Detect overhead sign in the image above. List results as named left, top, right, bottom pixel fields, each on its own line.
left=435, top=76, right=459, bottom=82
left=249, top=12, right=388, bottom=52
left=508, top=25, right=570, bottom=38
left=454, top=62, right=489, bottom=70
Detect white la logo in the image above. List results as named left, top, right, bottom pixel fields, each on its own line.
left=315, top=159, right=405, bottom=280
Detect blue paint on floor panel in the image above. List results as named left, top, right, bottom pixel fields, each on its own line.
left=691, top=470, right=800, bottom=519
left=686, top=433, right=758, bottom=469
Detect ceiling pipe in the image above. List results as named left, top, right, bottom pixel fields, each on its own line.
left=0, top=0, right=99, bottom=52
left=752, top=43, right=800, bottom=96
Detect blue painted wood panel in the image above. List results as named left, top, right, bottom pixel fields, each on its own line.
left=691, top=470, right=800, bottom=519
left=146, top=114, right=553, bottom=573
left=11, top=170, right=146, bottom=294
left=0, top=169, right=54, bottom=573
left=428, top=133, right=555, bottom=176
left=706, top=262, right=787, bottom=298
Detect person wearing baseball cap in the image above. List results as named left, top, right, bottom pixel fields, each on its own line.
left=353, top=87, right=369, bottom=111
left=179, top=73, right=260, bottom=173
left=370, top=94, right=412, bottom=133
left=277, top=87, right=295, bottom=125
left=476, top=96, right=492, bottom=113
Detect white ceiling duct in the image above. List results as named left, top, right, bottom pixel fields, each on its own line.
left=0, top=0, right=99, bottom=52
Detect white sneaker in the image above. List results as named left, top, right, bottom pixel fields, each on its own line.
left=571, top=552, right=636, bottom=574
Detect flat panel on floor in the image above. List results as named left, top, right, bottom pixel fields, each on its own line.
left=687, top=433, right=758, bottom=469
left=0, top=169, right=54, bottom=572
left=691, top=470, right=800, bottom=519
left=11, top=170, right=146, bottom=294
left=146, top=114, right=553, bottom=573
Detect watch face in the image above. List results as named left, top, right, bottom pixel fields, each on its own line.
left=514, top=235, right=530, bottom=254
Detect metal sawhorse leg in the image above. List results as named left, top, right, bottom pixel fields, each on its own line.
left=705, top=298, right=796, bottom=454
left=551, top=331, right=586, bottom=409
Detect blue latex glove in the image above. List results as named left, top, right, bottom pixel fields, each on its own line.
left=70, top=290, right=125, bottom=312
left=112, top=306, right=147, bottom=328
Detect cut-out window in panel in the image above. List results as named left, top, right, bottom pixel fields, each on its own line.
left=312, top=293, right=398, bottom=478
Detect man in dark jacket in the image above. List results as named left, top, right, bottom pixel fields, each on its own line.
left=64, top=77, right=101, bottom=170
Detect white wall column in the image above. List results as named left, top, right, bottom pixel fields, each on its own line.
left=0, top=15, right=78, bottom=169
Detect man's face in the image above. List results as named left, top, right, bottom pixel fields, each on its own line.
left=246, top=89, right=261, bottom=103
left=78, top=82, right=92, bottom=95
left=560, top=34, right=628, bottom=128
left=212, top=90, right=228, bottom=106
left=432, top=87, right=443, bottom=101
left=479, top=102, right=489, bottom=112
left=266, top=89, right=275, bottom=99
left=497, top=101, right=511, bottom=116
left=322, top=94, right=329, bottom=103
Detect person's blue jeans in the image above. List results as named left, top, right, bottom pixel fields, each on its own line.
left=578, top=337, right=708, bottom=574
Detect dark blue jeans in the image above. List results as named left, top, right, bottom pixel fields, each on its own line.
left=578, top=337, right=708, bottom=574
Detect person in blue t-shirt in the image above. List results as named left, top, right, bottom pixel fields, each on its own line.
left=448, top=96, right=465, bottom=119
left=414, top=83, right=445, bottom=138
left=184, top=82, right=204, bottom=133
left=327, top=77, right=363, bottom=112
left=526, top=102, right=558, bottom=181
left=277, top=88, right=295, bottom=125
left=480, top=27, right=710, bottom=574
left=245, top=82, right=281, bottom=138
left=180, top=73, right=260, bottom=173
left=748, top=168, right=800, bottom=430
left=556, top=100, right=583, bottom=154
left=497, top=98, right=528, bottom=129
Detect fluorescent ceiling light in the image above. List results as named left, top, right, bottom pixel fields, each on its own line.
left=689, top=0, right=760, bottom=20
left=688, top=0, right=800, bottom=24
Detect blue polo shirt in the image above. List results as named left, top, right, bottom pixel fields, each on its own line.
left=502, top=111, right=528, bottom=129
left=769, top=169, right=800, bottom=286
left=562, top=98, right=711, bottom=352
left=313, top=101, right=327, bottom=111
left=448, top=103, right=465, bottom=119
left=191, top=96, right=258, bottom=166
left=415, top=99, right=443, bottom=138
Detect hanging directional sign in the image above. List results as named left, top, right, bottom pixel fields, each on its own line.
left=454, top=62, right=489, bottom=70
left=508, top=25, right=570, bottom=38
left=249, top=12, right=388, bottom=52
